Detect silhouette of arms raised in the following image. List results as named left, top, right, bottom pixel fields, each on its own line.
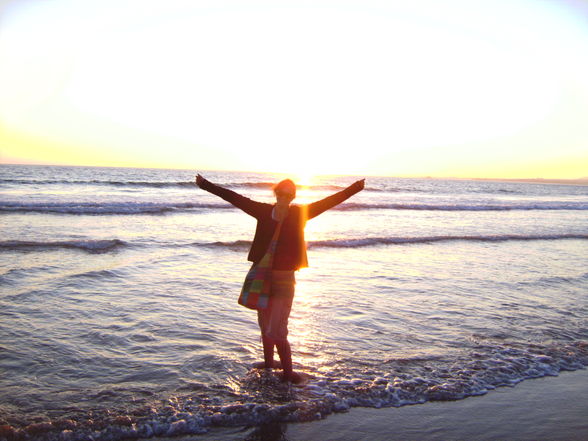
left=195, top=174, right=264, bottom=218
left=306, top=179, right=365, bottom=220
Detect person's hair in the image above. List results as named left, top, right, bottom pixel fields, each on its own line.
left=273, top=179, right=296, bottom=197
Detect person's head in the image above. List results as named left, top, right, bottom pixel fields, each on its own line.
left=273, top=179, right=296, bottom=204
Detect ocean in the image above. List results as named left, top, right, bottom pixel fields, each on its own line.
left=1, top=164, right=587, bottom=440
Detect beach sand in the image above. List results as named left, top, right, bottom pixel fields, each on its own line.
left=191, top=369, right=588, bottom=441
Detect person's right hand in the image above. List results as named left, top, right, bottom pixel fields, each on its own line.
left=354, top=179, right=365, bottom=191
left=195, top=174, right=205, bottom=187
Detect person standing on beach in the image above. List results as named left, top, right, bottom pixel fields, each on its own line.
left=195, top=174, right=365, bottom=383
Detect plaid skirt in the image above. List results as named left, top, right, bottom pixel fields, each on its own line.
left=257, top=271, right=295, bottom=341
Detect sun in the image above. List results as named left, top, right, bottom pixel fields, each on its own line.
left=290, top=171, right=317, bottom=188
left=270, top=160, right=322, bottom=188
left=275, top=155, right=342, bottom=188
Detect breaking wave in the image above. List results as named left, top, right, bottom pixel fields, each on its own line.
left=1, top=341, right=585, bottom=440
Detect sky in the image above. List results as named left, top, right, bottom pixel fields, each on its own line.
left=0, top=0, right=587, bottom=179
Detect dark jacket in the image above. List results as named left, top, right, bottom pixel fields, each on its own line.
left=199, top=178, right=363, bottom=270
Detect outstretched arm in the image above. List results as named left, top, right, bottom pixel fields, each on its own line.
left=306, top=179, right=365, bottom=220
left=195, top=174, right=263, bottom=218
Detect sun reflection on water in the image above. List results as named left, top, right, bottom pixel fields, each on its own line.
left=288, top=268, right=333, bottom=371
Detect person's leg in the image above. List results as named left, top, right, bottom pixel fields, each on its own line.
left=257, top=309, right=280, bottom=369
left=275, top=338, right=303, bottom=383
left=275, top=338, right=292, bottom=376
left=266, top=293, right=304, bottom=383
left=262, top=335, right=276, bottom=368
left=255, top=271, right=298, bottom=377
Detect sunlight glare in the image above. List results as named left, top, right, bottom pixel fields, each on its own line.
left=1, top=0, right=587, bottom=178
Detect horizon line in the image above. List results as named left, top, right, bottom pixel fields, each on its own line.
left=1, top=161, right=587, bottom=184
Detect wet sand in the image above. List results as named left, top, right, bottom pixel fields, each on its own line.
left=195, top=369, right=588, bottom=441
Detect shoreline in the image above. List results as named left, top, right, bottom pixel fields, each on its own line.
left=195, top=369, right=588, bottom=441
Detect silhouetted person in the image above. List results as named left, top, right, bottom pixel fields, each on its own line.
left=196, top=174, right=364, bottom=382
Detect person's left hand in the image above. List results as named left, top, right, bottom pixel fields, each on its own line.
left=355, top=179, right=365, bottom=191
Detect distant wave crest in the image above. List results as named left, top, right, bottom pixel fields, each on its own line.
left=200, top=234, right=588, bottom=251
left=1, top=177, right=353, bottom=192
left=2, top=200, right=587, bottom=215
left=0, top=239, right=126, bottom=253
left=201, top=240, right=252, bottom=250
left=337, top=202, right=588, bottom=211
left=307, top=234, right=588, bottom=248
left=9, top=234, right=584, bottom=255
left=0, top=202, right=231, bottom=215
left=1, top=178, right=198, bottom=188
